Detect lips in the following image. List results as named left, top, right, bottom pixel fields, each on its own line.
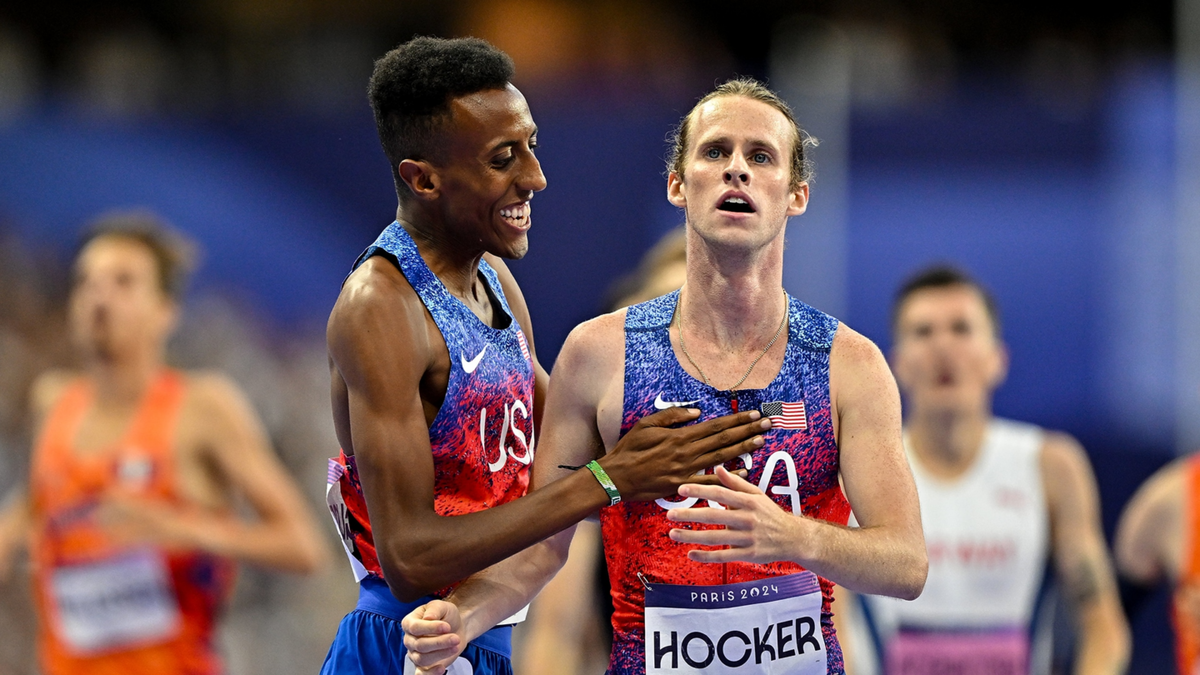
left=716, top=190, right=756, bottom=214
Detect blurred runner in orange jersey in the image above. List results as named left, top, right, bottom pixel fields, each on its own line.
left=0, top=211, right=327, bottom=675
left=1116, top=451, right=1200, bottom=674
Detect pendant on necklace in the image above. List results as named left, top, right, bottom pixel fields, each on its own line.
left=730, top=395, right=739, bottom=412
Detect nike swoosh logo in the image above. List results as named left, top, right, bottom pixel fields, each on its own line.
left=461, top=345, right=487, bottom=374
left=654, top=394, right=699, bottom=410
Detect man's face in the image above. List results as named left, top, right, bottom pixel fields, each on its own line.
left=667, top=95, right=807, bottom=253
left=891, top=284, right=1007, bottom=416
left=431, top=84, right=546, bottom=260
left=70, top=236, right=176, bottom=363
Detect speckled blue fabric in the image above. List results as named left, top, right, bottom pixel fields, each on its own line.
left=601, top=289, right=849, bottom=675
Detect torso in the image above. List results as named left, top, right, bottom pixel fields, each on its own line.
left=28, top=369, right=236, bottom=675
left=327, top=222, right=535, bottom=585
left=866, top=418, right=1052, bottom=675
left=599, top=290, right=849, bottom=675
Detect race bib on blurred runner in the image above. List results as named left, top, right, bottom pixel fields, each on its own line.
left=644, top=572, right=825, bottom=674
left=886, top=629, right=1028, bottom=675
left=50, top=550, right=181, bottom=653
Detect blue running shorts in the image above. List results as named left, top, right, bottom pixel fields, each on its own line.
left=320, top=576, right=513, bottom=675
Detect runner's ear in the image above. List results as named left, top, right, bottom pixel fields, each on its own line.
left=399, top=159, right=439, bottom=201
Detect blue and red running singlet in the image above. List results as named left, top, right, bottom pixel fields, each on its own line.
left=602, top=290, right=850, bottom=675
left=321, top=222, right=535, bottom=675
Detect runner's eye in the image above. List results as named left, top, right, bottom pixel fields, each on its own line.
left=705, top=147, right=721, bottom=160
left=752, top=152, right=770, bottom=164
left=492, top=154, right=514, bottom=169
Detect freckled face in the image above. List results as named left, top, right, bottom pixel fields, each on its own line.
left=667, top=95, right=807, bottom=253
left=433, top=84, right=547, bottom=260
left=891, top=285, right=1007, bottom=416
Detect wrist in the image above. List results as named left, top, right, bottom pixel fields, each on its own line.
left=584, top=460, right=621, bottom=506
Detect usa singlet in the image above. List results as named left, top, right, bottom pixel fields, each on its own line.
left=322, top=222, right=535, bottom=674
left=30, top=370, right=235, bottom=675
left=863, top=419, right=1054, bottom=675
left=603, top=290, right=850, bottom=675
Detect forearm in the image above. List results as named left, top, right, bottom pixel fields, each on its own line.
left=184, top=511, right=325, bottom=574
left=448, top=531, right=572, bottom=643
left=792, top=517, right=926, bottom=600
left=1073, top=601, right=1130, bottom=675
left=380, top=468, right=608, bottom=599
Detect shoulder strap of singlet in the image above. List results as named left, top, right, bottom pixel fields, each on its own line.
left=625, top=290, right=679, bottom=332
left=31, top=378, right=91, bottom=479
left=787, top=295, right=839, bottom=353
left=130, top=370, right=187, bottom=459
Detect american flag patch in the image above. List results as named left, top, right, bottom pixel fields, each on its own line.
left=516, top=330, right=532, bottom=364
left=760, top=401, right=807, bottom=430
left=327, top=458, right=345, bottom=485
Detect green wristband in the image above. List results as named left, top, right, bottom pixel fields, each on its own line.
left=585, top=460, right=622, bottom=507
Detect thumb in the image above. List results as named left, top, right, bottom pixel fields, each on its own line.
left=715, top=465, right=762, bottom=494
left=420, top=602, right=449, bottom=621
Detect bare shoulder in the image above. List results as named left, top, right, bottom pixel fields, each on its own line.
left=830, top=322, right=889, bottom=375
left=328, top=255, right=430, bottom=371
left=1039, top=431, right=1096, bottom=484
left=829, top=322, right=896, bottom=402
left=1123, top=455, right=1189, bottom=517
left=178, top=370, right=264, bottom=439
left=29, top=369, right=78, bottom=418
left=554, top=309, right=626, bottom=376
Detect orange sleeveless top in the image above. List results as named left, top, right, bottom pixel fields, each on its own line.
left=29, top=370, right=236, bottom=675
left=1175, top=455, right=1200, bottom=675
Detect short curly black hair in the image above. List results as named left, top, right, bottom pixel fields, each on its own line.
left=369, top=36, right=515, bottom=199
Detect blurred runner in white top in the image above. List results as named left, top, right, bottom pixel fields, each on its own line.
left=837, top=265, right=1129, bottom=675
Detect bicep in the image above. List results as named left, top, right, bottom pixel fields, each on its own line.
left=328, top=285, right=442, bottom=528
left=1115, top=464, right=1181, bottom=583
left=195, top=377, right=311, bottom=520
left=528, top=321, right=615, bottom=492
left=1042, top=437, right=1116, bottom=603
left=833, top=331, right=916, bottom=531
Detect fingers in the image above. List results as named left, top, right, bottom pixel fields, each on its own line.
left=667, top=525, right=751, bottom=548
left=666, top=503, right=750, bottom=526
left=713, top=466, right=759, bottom=492
left=636, top=406, right=702, bottom=429
left=400, top=605, right=451, bottom=638
left=676, top=481, right=761, bottom=508
left=695, top=432, right=768, bottom=470
left=684, top=410, right=768, bottom=444
left=403, top=631, right=461, bottom=654
left=682, top=469, right=748, bottom=486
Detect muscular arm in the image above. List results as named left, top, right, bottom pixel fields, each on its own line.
left=1114, top=459, right=1185, bottom=586
left=97, top=374, right=329, bottom=574
left=0, top=371, right=74, bottom=581
left=334, top=260, right=767, bottom=602
left=668, top=325, right=928, bottom=599
left=1042, top=434, right=1130, bottom=675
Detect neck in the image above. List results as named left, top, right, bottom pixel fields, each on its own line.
left=679, top=229, right=786, bottom=350
left=906, top=405, right=992, bottom=478
left=87, top=349, right=164, bottom=406
left=397, top=211, right=483, bottom=299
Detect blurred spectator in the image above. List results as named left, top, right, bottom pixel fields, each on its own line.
left=0, top=216, right=353, bottom=674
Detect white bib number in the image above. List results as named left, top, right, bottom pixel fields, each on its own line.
left=50, top=550, right=182, bottom=654
left=644, top=572, right=826, bottom=674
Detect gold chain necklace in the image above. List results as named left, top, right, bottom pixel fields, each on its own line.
left=676, top=290, right=788, bottom=391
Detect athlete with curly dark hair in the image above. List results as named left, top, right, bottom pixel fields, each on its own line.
left=319, top=37, right=768, bottom=675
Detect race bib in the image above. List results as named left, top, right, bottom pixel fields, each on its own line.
left=886, top=629, right=1028, bottom=675
left=50, top=550, right=181, bottom=654
left=644, top=572, right=826, bottom=675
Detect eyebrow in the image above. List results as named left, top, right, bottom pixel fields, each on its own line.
left=697, top=136, right=780, bottom=152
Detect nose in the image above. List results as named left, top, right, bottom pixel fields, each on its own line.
left=723, top=154, right=750, bottom=185
left=519, top=154, right=548, bottom=195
